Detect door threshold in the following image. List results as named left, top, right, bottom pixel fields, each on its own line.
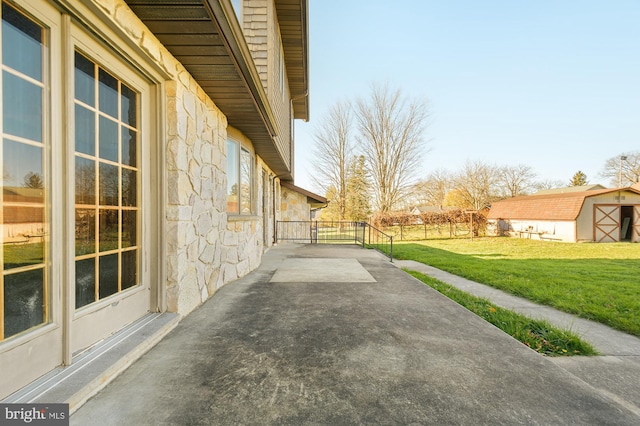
left=2, top=312, right=180, bottom=414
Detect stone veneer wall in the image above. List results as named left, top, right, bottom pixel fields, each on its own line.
left=93, top=0, right=270, bottom=315
left=280, top=186, right=311, bottom=221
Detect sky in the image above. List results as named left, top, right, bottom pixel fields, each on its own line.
left=292, top=0, right=640, bottom=193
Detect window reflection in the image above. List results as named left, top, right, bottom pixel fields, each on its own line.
left=75, top=258, right=95, bottom=309
left=1, top=3, right=47, bottom=340
left=122, top=168, right=136, bottom=207
left=98, top=68, right=118, bottom=118
left=121, top=126, right=136, bottom=167
left=3, top=72, right=43, bottom=142
left=121, top=84, right=136, bottom=127
left=121, top=250, right=137, bottom=290
left=240, top=148, right=252, bottom=213
left=75, top=209, right=95, bottom=256
left=98, top=209, right=118, bottom=252
left=226, top=140, right=239, bottom=212
left=75, top=157, right=95, bottom=205
left=4, top=269, right=44, bottom=338
left=99, top=116, right=118, bottom=162
left=98, top=254, right=118, bottom=298
left=75, top=104, right=95, bottom=155
left=226, top=140, right=253, bottom=214
left=1, top=3, right=42, bottom=81
left=74, top=52, right=95, bottom=105
left=98, top=162, right=118, bottom=206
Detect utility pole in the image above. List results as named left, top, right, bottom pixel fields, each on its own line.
left=619, top=155, right=628, bottom=188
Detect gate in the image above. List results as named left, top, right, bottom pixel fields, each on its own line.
left=276, top=221, right=393, bottom=261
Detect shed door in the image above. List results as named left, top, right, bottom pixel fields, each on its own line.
left=594, top=205, right=620, bottom=242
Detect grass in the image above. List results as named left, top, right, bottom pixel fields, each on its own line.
left=394, top=237, right=640, bottom=337
left=407, top=270, right=597, bottom=356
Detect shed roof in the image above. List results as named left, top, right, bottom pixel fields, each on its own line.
left=487, top=187, right=640, bottom=221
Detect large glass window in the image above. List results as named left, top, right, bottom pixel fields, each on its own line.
left=1, top=3, right=48, bottom=341
left=74, top=51, right=139, bottom=309
left=226, top=139, right=253, bottom=214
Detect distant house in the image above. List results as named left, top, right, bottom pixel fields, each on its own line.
left=487, top=187, right=640, bottom=242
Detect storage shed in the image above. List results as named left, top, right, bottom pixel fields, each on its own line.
left=487, top=187, right=640, bottom=242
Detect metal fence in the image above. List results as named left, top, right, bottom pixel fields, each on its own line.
left=275, top=221, right=393, bottom=261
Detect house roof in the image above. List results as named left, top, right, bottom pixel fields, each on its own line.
left=487, top=187, right=640, bottom=221
left=124, top=0, right=309, bottom=180
left=533, top=184, right=605, bottom=195
left=281, top=181, right=327, bottom=208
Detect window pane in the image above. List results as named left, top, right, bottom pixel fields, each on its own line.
left=121, top=126, right=136, bottom=167
left=75, top=258, right=96, bottom=309
left=3, top=139, right=43, bottom=191
left=121, top=249, right=137, bottom=290
left=2, top=209, right=44, bottom=267
left=74, top=52, right=95, bottom=105
left=122, top=168, right=136, bottom=207
left=75, top=209, right=96, bottom=256
left=99, top=162, right=118, bottom=206
left=3, top=269, right=44, bottom=338
left=121, top=84, right=136, bottom=127
left=98, top=254, right=118, bottom=299
left=75, top=156, right=95, bottom=205
left=226, top=140, right=238, bottom=213
left=3, top=72, right=42, bottom=142
left=98, top=68, right=118, bottom=118
left=240, top=148, right=252, bottom=213
left=75, top=104, right=95, bottom=155
left=99, top=209, right=118, bottom=252
left=99, top=115, right=118, bottom=162
left=122, top=210, right=136, bottom=248
left=2, top=3, right=42, bottom=81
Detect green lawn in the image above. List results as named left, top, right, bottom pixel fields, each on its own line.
left=407, top=270, right=597, bottom=356
left=394, top=237, right=640, bottom=337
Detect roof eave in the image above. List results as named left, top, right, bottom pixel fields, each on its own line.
left=274, top=0, right=309, bottom=121
left=205, top=0, right=279, bottom=136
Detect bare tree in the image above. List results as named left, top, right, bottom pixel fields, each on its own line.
left=410, top=169, right=451, bottom=207
left=449, top=160, right=500, bottom=210
left=533, top=179, right=565, bottom=192
left=311, top=100, right=354, bottom=221
left=355, top=83, right=429, bottom=214
left=600, top=151, right=640, bottom=187
left=498, top=164, right=537, bottom=197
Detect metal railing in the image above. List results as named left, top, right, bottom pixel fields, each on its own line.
left=275, top=221, right=393, bottom=261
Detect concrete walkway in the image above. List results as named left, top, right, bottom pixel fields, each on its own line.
left=71, top=244, right=640, bottom=425
left=396, top=259, right=640, bottom=417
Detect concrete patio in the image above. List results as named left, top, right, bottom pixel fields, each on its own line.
left=71, top=244, right=639, bottom=425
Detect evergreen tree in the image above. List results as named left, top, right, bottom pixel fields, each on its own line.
left=569, top=171, right=588, bottom=186
left=345, top=156, right=371, bottom=221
